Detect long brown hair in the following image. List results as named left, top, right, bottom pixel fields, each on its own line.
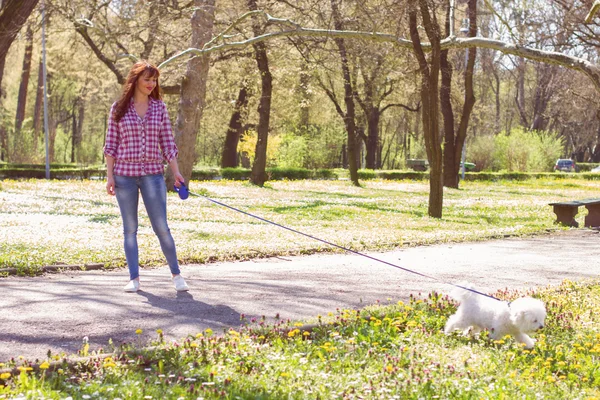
left=112, top=61, right=162, bottom=122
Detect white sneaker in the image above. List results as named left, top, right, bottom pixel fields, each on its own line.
left=124, top=280, right=140, bottom=292
left=173, top=275, right=189, bottom=292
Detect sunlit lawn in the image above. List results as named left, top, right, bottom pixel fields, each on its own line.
left=0, top=177, right=596, bottom=274
left=1, top=280, right=600, bottom=398
left=1, top=177, right=600, bottom=398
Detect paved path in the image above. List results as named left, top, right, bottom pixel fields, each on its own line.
left=1, top=229, right=599, bottom=362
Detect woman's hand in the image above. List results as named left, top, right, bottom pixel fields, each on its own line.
left=173, top=172, right=185, bottom=188
left=106, top=176, right=115, bottom=196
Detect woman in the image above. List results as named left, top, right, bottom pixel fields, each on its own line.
left=104, top=60, right=189, bottom=293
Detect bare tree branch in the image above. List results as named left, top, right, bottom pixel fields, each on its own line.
left=157, top=10, right=600, bottom=94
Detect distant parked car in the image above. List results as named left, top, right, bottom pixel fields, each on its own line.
left=460, top=162, right=476, bottom=171
left=554, top=159, right=578, bottom=172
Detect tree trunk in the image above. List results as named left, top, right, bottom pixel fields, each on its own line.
left=365, top=109, right=380, bottom=169
left=167, top=0, right=216, bottom=188
left=221, top=84, right=249, bottom=168
left=298, top=61, right=310, bottom=131
left=0, top=0, right=39, bottom=98
left=248, top=0, right=272, bottom=187
left=15, top=23, right=34, bottom=133
left=331, top=0, right=359, bottom=186
left=440, top=7, right=456, bottom=188
left=71, top=97, right=84, bottom=163
left=409, top=1, right=443, bottom=218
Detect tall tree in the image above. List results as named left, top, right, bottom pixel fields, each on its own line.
left=166, top=0, right=216, bottom=188
left=221, top=82, right=249, bottom=168
left=409, top=0, right=444, bottom=218
left=15, top=23, right=34, bottom=133
left=330, top=0, right=359, bottom=186
left=440, top=0, right=477, bottom=188
left=248, top=0, right=273, bottom=187
left=0, top=0, right=39, bottom=98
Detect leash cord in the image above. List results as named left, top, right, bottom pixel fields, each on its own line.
left=187, top=190, right=502, bottom=302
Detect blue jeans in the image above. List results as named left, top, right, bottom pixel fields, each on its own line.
left=114, top=174, right=181, bottom=280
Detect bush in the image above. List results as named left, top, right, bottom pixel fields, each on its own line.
left=220, top=168, right=251, bottom=180
left=191, top=168, right=220, bottom=181
left=357, top=169, right=377, bottom=180
left=267, top=167, right=312, bottom=180
left=489, top=128, right=563, bottom=172
left=313, top=169, right=338, bottom=180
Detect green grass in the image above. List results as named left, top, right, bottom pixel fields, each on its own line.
left=2, top=178, right=600, bottom=398
left=0, top=178, right=596, bottom=274
left=2, top=280, right=600, bottom=398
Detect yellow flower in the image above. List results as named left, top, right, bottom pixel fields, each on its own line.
left=17, top=367, right=33, bottom=372
left=156, top=329, right=163, bottom=335
left=294, top=322, right=304, bottom=327
left=385, top=365, right=393, bottom=373
left=195, top=333, right=203, bottom=338
left=303, top=331, right=310, bottom=337
left=135, top=329, right=143, bottom=335
left=281, top=372, right=290, bottom=377
left=39, top=362, right=50, bottom=370
left=0, top=372, right=10, bottom=379
left=190, top=342, right=199, bottom=348
left=205, top=328, right=213, bottom=336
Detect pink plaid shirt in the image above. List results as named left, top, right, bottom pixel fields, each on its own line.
left=104, top=98, right=178, bottom=176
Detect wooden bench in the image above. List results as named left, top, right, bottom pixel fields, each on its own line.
left=548, top=198, right=600, bottom=227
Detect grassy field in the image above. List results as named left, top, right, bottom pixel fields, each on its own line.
left=1, top=178, right=600, bottom=398
left=0, top=177, right=596, bottom=275
left=1, top=280, right=600, bottom=398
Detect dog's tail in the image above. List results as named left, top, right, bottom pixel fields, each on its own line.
left=448, top=282, right=481, bottom=304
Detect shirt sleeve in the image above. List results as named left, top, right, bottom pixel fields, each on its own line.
left=158, top=101, right=179, bottom=163
left=103, top=103, right=120, bottom=159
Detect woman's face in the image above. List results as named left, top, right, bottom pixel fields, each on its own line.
left=135, top=71, right=158, bottom=97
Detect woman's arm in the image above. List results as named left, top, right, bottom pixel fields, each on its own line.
left=168, top=158, right=185, bottom=187
left=106, top=155, right=116, bottom=195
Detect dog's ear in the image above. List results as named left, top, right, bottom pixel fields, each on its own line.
left=509, top=307, right=527, bottom=326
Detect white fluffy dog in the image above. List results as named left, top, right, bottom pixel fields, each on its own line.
left=444, top=285, right=546, bottom=349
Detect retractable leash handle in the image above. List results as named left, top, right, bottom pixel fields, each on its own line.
left=174, top=182, right=189, bottom=200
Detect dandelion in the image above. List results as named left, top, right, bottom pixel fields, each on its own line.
left=280, top=372, right=290, bottom=377
left=195, top=333, right=203, bottom=338
left=205, top=328, right=213, bottom=336
left=17, top=367, right=33, bottom=372
left=136, top=329, right=143, bottom=335
left=39, top=361, right=50, bottom=370
left=294, top=322, right=304, bottom=327
left=303, top=331, right=310, bottom=337
left=156, top=329, right=163, bottom=335
left=0, top=373, right=10, bottom=379
left=385, top=365, right=393, bottom=373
